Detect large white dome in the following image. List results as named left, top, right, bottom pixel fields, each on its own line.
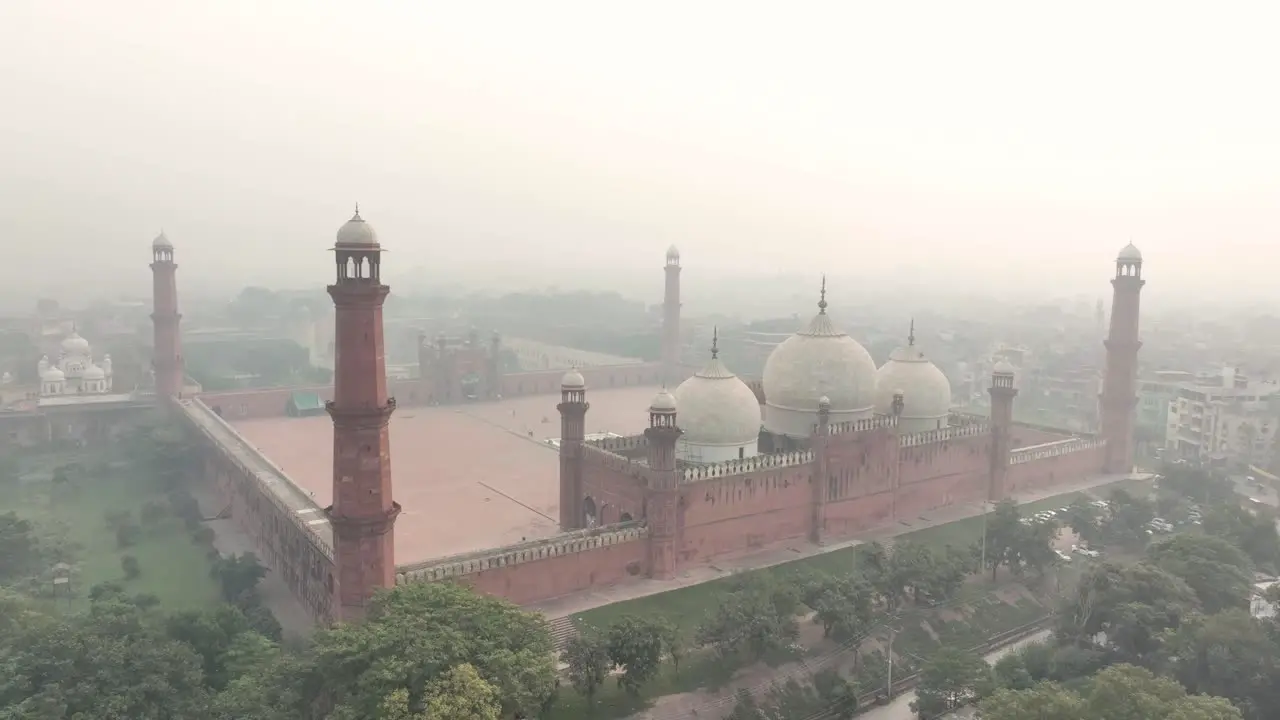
left=674, top=340, right=762, bottom=450
left=874, top=329, right=952, bottom=433
left=762, top=286, right=877, bottom=438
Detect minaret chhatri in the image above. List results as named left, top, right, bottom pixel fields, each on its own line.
left=661, top=245, right=681, bottom=386
left=150, top=232, right=183, bottom=399
left=325, top=206, right=401, bottom=622
left=1100, top=243, right=1145, bottom=475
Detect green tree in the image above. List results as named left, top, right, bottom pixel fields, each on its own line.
left=211, top=553, right=268, bottom=603
left=302, top=582, right=556, bottom=719
left=978, top=682, right=1085, bottom=720
left=1057, top=562, right=1200, bottom=663
left=695, top=575, right=800, bottom=661
left=1203, top=502, right=1280, bottom=573
left=984, top=500, right=1024, bottom=581
left=912, top=645, right=990, bottom=717
left=0, top=597, right=212, bottom=719
left=0, top=512, right=42, bottom=581
left=1101, top=489, right=1157, bottom=549
left=1159, top=610, right=1280, bottom=718
left=1146, top=534, right=1254, bottom=613
left=422, top=664, right=502, bottom=720
left=563, top=633, right=611, bottom=709
left=1083, top=664, right=1212, bottom=720
left=605, top=615, right=670, bottom=695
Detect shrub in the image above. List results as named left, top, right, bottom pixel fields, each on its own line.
left=191, top=526, right=216, bottom=546
left=140, top=500, right=168, bottom=526
left=115, top=522, right=141, bottom=549
left=121, top=555, right=140, bottom=579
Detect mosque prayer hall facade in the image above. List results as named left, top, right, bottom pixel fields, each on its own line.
left=143, top=210, right=1143, bottom=624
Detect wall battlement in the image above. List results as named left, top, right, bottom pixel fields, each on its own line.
left=900, top=421, right=991, bottom=448
left=681, top=449, right=815, bottom=483
left=582, top=443, right=648, bottom=478
left=826, top=414, right=898, bottom=437
left=586, top=434, right=649, bottom=453
left=180, top=398, right=333, bottom=555
left=395, top=521, right=649, bottom=583
left=1009, top=436, right=1106, bottom=465
left=948, top=410, right=988, bottom=426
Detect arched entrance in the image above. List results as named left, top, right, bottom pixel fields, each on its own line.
left=620, top=512, right=633, bottom=523
left=583, top=496, right=598, bottom=528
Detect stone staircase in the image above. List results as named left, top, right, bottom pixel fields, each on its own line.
left=547, top=615, right=581, bottom=654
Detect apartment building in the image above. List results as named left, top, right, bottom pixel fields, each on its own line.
left=1165, top=368, right=1280, bottom=467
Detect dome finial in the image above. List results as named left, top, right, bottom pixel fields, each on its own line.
left=354, top=202, right=360, bottom=216
left=908, top=318, right=915, bottom=347
left=711, top=326, right=719, bottom=359
left=818, top=275, right=828, bottom=314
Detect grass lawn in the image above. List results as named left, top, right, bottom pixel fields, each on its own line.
left=574, top=481, right=1130, bottom=639
left=8, top=449, right=221, bottom=612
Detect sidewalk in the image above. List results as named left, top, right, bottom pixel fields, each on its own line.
left=530, top=472, right=1147, bottom=619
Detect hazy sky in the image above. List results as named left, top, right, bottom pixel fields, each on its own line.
left=3, top=1, right=1278, bottom=306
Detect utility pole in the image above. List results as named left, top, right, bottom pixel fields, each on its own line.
left=886, top=626, right=896, bottom=698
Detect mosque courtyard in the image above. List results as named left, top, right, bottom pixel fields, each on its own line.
left=230, top=384, right=661, bottom=565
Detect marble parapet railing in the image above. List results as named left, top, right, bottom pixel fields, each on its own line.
left=585, top=434, right=649, bottom=453
left=899, top=421, right=991, bottom=448
left=680, top=449, right=815, bottom=483
left=395, top=521, right=649, bottom=584
left=1008, top=436, right=1106, bottom=465
left=826, top=414, right=898, bottom=437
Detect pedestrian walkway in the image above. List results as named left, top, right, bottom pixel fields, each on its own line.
left=530, top=472, right=1147, bottom=619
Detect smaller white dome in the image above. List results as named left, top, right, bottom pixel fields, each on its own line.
left=818, top=395, right=831, bottom=409
left=650, top=388, right=677, bottom=412
left=993, top=359, right=1016, bottom=376
left=874, top=332, right=952, bottom=425
left=42, top=366, right=65, bottom=382
left=666, top=245, right=680, bottom=261
left=101, top=354, right=113, bottom=369
left=83, top=364, right=105, bottom=381
left=152, top=231, right=173, bottom=249
left=336, top=207, right=378, bottom=247
left=1118, top=242, right=1142, bottom=261
left=674, top=335, right=762, bottom=448
left=561, top=368, right=585, bottom=389
left=61, top=332, right=90, bottom=355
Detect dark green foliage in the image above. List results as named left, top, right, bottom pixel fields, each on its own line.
left=695, top=575, right=800, bottom=661
left=121, top=554, right=140, bottom=579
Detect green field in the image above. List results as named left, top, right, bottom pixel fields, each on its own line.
left=4, top=448, right=221, bottom=612
left=573, top=484, right=1132, bottom=638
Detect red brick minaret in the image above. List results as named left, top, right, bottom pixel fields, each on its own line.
left=557, top=369, right=588, bottom=530
left=325, top=206, right=400, bottom=621
left=661, top=246, right=681, bottom=386
left=1100, top=243, right=1144, bottom=474
left=988, top=362, right=1017, bottom=500
left=149, top=232, right=183, bottom=400
left=644, top=388, right=681, bottom=579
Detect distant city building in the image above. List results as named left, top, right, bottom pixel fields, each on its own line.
left=1165, top=367, right=1280, bottom=467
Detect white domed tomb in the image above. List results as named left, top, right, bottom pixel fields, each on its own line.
left=874, top=322, right=953, bottom=433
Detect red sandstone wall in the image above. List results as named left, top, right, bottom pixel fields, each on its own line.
left=582, top=460, right=647, bottom=523
left=679, top=466, right=811, bottom=563
left=460, top=537, right=648, bottom=605
left=896, top=435, right=991, bottom=519
left=1006, top=446, right=1106, bottom=496
left=199, top=385, right=332, bottom=419
left=820, top=428, right=900, bottom=537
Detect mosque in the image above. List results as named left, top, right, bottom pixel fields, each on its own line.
left=37, top=330, right=114, bottom=397
left=127, top=209, right=1144, bottom=623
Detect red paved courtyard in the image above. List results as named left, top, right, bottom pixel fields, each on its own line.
left=231, top=385, right=661, bottom=565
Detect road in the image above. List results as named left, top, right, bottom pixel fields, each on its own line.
left=855, top=629, right=1053, bottom=720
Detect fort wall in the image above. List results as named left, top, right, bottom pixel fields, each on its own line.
left=1007, top=438, right=1107, bottom=495
left=897, top=431, right=991, bottom=518
left=396, top=523, right=649, bottom=606
left=821, top=426, right=899, bottom=536
left=580, top=444, right=649, bottom=521
left=679, top=462, right=812, bottom=563
left=1010, top=422, right=1079, bottom=447
left=501, top=363, right=663, bottom=397
left=178, top=399, right=336, bottom=624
